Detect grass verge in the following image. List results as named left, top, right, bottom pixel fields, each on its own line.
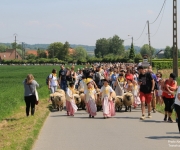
left=0, top=99, right=50, bottom=150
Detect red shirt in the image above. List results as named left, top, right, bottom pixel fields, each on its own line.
left=125, top=73, right=133, bottom=81
left=162, top=80, right=176, bottom=98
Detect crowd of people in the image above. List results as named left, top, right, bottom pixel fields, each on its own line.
left=23, top=63, right=180, bottom=134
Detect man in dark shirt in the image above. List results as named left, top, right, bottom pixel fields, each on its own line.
left=59, top=65, right=67, bottom=92
left=138, top=66, right=155, bottom=120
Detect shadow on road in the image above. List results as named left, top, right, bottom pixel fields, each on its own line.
left=114, top=116, right=140, bottom=119
left=140, top=120, right=165, bottom=123
left=146, top=136, right=180, bottom=140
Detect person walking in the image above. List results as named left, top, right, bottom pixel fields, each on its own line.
left=162, top=73, right=177, bottom=123
left=138, top=66, right=155, bottom=120
left=174, top=86, right=180, bottom=133
left=59, top=65, right=67, bottom=92
left=23, top=74, right=39, bottom=116
left=66, top=82, right=78, bottom=116
left=100, top=79, right=115, bottom=119
left=48, top=69, right=59, bottom=93
left=84, top=82, right=97, bottom=118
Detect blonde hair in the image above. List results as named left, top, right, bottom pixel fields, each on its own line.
left=26, top=74, right=34, bottom=84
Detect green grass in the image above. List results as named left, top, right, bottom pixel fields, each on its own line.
left=0, top=65, right=84, bottom=121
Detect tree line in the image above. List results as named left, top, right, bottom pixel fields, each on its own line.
left=0, top=35, right=179, bottom=63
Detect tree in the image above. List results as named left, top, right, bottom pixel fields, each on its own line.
left=11, top=42, right=22, bottom=50
left=47, top=42, right=64, bottom=59
left=0, top=44, right=8, bottom=52
left=95, top=38, right=109, bottom=58
left=140, top=44, right=155, bottom=58
left=60, top=41, right=70, bottom=61
left=109, top=35, right=124, bottom=55
left=129, top=43, right=135, bottom=60
left=37, top=49, right=47, bottom=58
left=73, top=46, right=87, bottom=62
left=26, top=54, right=36, bottom=60
left=164, top=46, right=173, bottom=58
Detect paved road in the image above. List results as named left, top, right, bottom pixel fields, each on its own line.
left=33, top=107, right=180, bottom=150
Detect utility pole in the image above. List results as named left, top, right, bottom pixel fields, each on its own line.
left=173, top=0, right=178, bottom=77
left=14, top=34, right=17, bottom=59
left=132, top=37, right=133, bottom=45
left=147, top=20, right=152, bottom=66
left=22, top=42, right=24, bottom=60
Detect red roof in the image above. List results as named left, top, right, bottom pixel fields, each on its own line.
left=0, top=49, right=22, bottom=60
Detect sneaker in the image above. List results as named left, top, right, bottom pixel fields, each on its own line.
left=140, top=115, right=145, bottom=120
left=168, top=117, right=173, bottom=123
left=164, top=115, right=167, bottom=121
left=152, top=108, right=156, bottom=113
left=147, top=114, right=152, bottom=118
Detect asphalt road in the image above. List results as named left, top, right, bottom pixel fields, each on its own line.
left=32, top=107, right=180, bottom=150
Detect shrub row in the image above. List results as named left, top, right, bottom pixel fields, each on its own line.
left=152, top=61, right=180, bottom=69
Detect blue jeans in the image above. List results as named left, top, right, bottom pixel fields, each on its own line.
left=60, top=80, right=67, bottom=92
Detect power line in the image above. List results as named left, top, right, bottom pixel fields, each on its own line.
left=151, top=1, right=166, bottom=37
left=150, top=0, right=166, bottom=24
left=134, top=22, right=147, bottom=41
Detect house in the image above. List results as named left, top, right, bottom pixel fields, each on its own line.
left=0, top=49, right=22, bottom=61
left=156, top=50, right=165, bottom=58
left=26, top=50, right=49, bottom=57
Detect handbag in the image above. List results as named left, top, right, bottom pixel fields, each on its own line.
left=28, top=84, right=39, bottom=105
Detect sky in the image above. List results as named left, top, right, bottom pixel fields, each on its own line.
left=0, top=0, right=178, bottom=49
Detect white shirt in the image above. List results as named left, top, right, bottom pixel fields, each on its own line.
left=49, top=74, right=58, bottom=87
left=175, top=86, right=180, bottom=106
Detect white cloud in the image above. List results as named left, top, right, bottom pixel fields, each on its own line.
left=147, top=10, right=154, bottom=15
left=82, top=21, right=96, bottom=28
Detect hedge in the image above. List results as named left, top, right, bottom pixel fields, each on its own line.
left=152, top=61, right=180, bottom=69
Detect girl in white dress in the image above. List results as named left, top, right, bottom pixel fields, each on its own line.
left=84, top=82, right=97, bottom=118
left=100, top=79, right=115, bottom=119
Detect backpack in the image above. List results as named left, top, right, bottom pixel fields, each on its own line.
left=46, top=74, right=53, bottom=85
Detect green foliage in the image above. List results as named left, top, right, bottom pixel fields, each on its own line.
left=164, top=46, right=173, bottom=58
left=95, top=35, right=124, bottom=58
left=73, top=46, right=87, bottom=63
left=26, top=54, right=36, bottom=60
left=0, top=65, right=84, bottom=121
left=37, top=49, right=47, bottom=58
left=0, top=44, right=8, bottom=52
left=152, top=60, right=180, bottom=69
left=140, top=44, right=155, bottom=57
left=129, top=43, right=135, bottom=61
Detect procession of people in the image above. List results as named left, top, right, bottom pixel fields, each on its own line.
left=46, top=63, right=180, bottom=133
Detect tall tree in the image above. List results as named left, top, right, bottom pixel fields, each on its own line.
left=47, top=42, right=64, bottom=59
left=37, top=49, right=47, bottom=58
left=95, top=38, right=109, bottom=58
left=73, top=46, right=87, bottom=62
left=129, top=43, right=135, bottom=60
left=0, top=44, right=8, bottom=52
left=164, top=46, right=173, bottom=58
left=140, top=44, right=155, bottom=58
left=109, top=35, right=124, bottom=55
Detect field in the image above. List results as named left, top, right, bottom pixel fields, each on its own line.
left=0, top=65, right=84, bottom=150
left=0, top=66, right=179, bottom=149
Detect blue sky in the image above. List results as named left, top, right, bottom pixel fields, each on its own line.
left=0, top=0, right=178, bottom=48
